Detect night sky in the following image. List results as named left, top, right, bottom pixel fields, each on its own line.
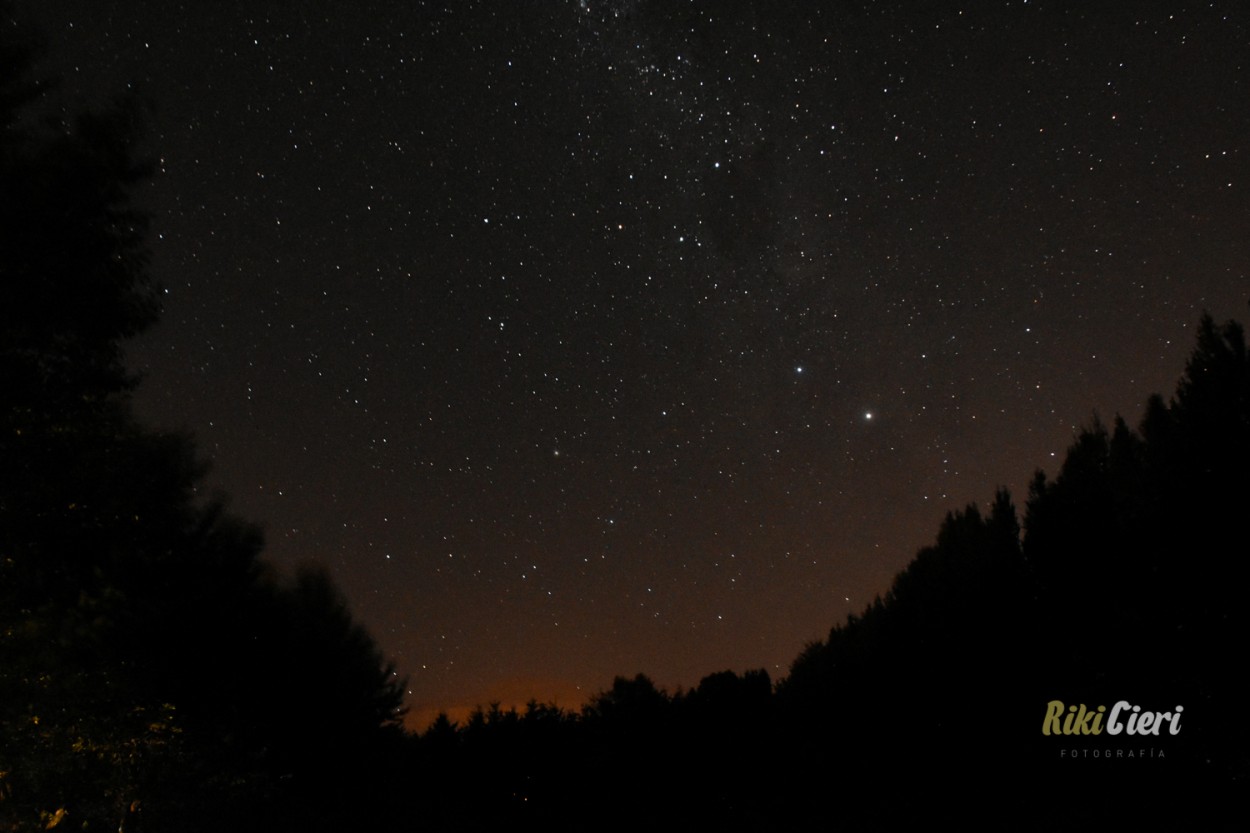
left=21, top=1, right=1247, bottom=728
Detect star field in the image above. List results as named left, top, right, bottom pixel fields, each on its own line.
left=23, top=1, right=1248, bottom=725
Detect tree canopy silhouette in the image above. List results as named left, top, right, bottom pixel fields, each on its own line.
left=0, top=22, right=406, bottom=832
left=775, top=311, right=1249, bottom=828
left=392, top=313, right=1249, bottom=831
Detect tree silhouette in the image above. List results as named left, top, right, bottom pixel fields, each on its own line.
left=0, top=22, right=177, bottom=827
left=0, top=21, right=407, bottom=831
left=390, top=314, right=1247, bottom=830
left=772, top=313, right=1249, bottom=828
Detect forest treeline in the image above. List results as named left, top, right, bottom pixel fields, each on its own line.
left=0, top=25, right=408, bottom=833
left=407, top=310, right=1248, bottom=830
left=3, top=17, right=1248, bottom=832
